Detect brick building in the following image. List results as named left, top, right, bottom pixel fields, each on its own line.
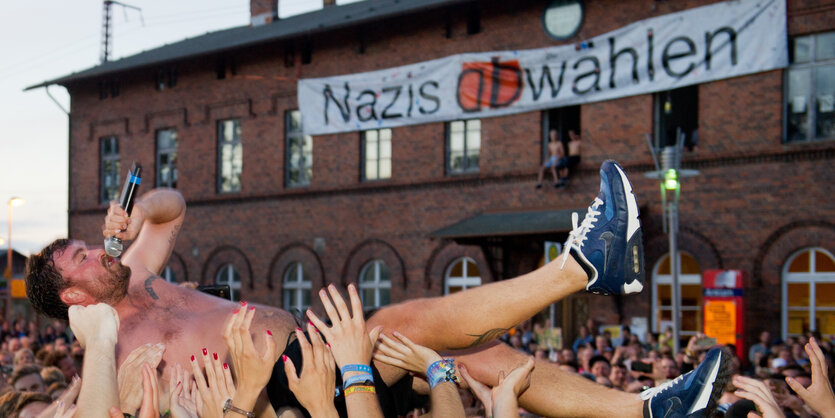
left=28, top=0, right=835, bottom=354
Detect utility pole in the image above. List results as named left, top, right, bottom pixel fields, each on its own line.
left=101, top=0, right=144, bottom=63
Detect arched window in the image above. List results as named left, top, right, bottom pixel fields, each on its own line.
left=359, top=260, right=391, bottom=309
left=652, top=252, right=702, bottom=338
left=283, top=262, right=312, bottom=314
left=444, top=257, right=481, bottom=295
left=162, top=265, right=178, bottom=283
left=782, top=248, right=835, bottom=339
left=215, top=264, right=241, bottom=301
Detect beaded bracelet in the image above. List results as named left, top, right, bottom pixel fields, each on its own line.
left=343, top=372, right=374, bottom=389
left=340, top=364, right=373, bottom=376
left=344, top=385, right=376, bottom=396
left=426, top=359, right=458, bottom=389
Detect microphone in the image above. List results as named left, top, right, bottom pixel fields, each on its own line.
left=104, top=162, right=142, bottom=257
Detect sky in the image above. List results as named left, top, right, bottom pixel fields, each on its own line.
left=0, top=0, right=361, bottom=255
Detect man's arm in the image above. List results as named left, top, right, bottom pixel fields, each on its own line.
left=69, top=304, right=121, bottom=417
left=103, top=188, right=185, bottom=275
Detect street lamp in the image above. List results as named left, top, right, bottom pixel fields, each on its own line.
left=645, top=133, right=697, bottom=353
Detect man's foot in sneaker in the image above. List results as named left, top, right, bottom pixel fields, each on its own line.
left=558, top=160, right=644, bottom=295
left=640, top=347, right=733, bottom=418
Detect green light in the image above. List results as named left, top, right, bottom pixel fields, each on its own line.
left=664, top=169, right=679, bottom=190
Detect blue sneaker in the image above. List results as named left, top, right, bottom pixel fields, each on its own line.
left=559, top=160, right=644, bottom=295
left=640, top=347, right=732, bottom=418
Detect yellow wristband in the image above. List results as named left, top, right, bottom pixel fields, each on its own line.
left=344, top=385, right=376, bottom=396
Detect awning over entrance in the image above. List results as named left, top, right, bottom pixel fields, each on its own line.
left=430, top=208, right=587, bottom=239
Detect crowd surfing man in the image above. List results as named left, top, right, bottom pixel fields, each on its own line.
left=25, top=160, right=731, bottom=417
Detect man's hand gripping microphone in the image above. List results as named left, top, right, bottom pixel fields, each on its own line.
left=104, top=163, right=142, bottom=257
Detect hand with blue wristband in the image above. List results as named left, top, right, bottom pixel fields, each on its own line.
left=374, top=331, right=449, bottom=384
left=306, top=284, right=383, bottom=376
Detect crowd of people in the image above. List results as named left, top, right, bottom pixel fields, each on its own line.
left=498, top=319, right=835, bottom=418
left=0, top=291, right=833, bottom=418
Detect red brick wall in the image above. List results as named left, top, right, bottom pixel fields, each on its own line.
left=65, top=0, right=835, bottom=351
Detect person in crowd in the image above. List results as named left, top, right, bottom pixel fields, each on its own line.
left=9, top=364, right=45, bottom=393
left=589, top=355, right=611, bottom=379
left=0, top=391, right=53, bottom=417
left=609, top=363, right=629, bottom=391
left=42, top=350, right=78, bottom=383
left=40, top=366, right=66, bottom=388
left=750, top=331, right=772, bottom=365
left=536, top=129, right=563, bottom=189
left=572, top=325, right=594, bottom=353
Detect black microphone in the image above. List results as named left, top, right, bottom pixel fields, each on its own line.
left=104, top=162, right=142, bottom=257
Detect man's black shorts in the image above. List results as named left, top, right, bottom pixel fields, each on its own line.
left=265, top=332, right=422, bottom=418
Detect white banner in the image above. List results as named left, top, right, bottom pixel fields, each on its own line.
left=299, top=0, right=787, bottom=135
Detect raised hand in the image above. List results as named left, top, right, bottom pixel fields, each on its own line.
left=732, top=375, right=785, bottom=418
left=374, top=331, right=442, bottom=375
left=223, top=304, right=280, bottom=394
left=459, top=364, right=494, bottom=417
left=190, top=345, right=235, bottom=418
left=785, top=337, right=835, bottom=418
left=306, top=284, right=382, bottom=369
left=283, top=325, right=339, bottom=418
left=491, top=357, right=535, bottom=417
left=68, top=303, right=120, bottom=348
left=168, top=363, right=199, bottom=418
left=37, top=375, right=81, bottom=418
left=118, top=343, right=165, bottom=415
left=137, top=364, right=160, bottom=418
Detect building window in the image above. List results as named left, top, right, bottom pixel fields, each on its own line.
left=786, top=32, right=835, bottom=143
left=362, top=129, right=392, bottom=181
left=782, top=248, right=835, bottom=339
left=100, top=136, right=120, bottom=204
left=217, top=119, right=242, bottom=193
left=156, top=129, right=178, bottom=188
left=283, top=262, right=312, bottom=314
left=446, top=119, right=480, bottom=174
left=654, top=85, right=698, bottom=150
left=162, top=265, right=178, bottom=283
left=359, top=260, right=391, bottom=309
left=652, top=252, right=702, bottom=341
left=215, top=264, right=241, bottom=301
left=286, top=110, right=312, bottom=187
left=155, top=68, right=178, bottom=91
left=444, top=257, right=482, bottom=295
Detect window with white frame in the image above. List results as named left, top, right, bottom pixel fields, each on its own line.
left=362, top=129, right=392, bottom=181
left=786, top=31, right=835, bottom=142
left=286, top=110, right=313, bottom=187
left=283, top=262, right=312, bottom=314
left=444, top=257, right=482, bottom=295
left=652, top=252, right=702, bottom=341
left=782, top=248, right=835, bottom=339
left=446, top=119, right=480, bottom=174
left=358, top=260, right=391, bottom=309
left=156, top=128, right=178, bottom=188
left=100, top=136, right=120, bottom=204
left=217, top=119, right=243, bottom=193
left=215, top=264, right=241, bottom=301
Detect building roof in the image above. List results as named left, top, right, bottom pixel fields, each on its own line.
left=25, top=0, right=473, bottom=91
left=430, top=208, right=587, bottom=239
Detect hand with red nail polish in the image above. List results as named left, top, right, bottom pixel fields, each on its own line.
left=306, top=283, right=383, bottom=372
left=189, top=343, right=234, bottom=418
left=168, top=363, right=199, bottom=418
left=221, top=303, right=281, bottom=415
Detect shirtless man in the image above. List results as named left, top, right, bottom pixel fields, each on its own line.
left=556, top=130, right=583, bottom=187
left=536, top=129, right=563, bottom=189
left=25, top=160, right=730, bottom=418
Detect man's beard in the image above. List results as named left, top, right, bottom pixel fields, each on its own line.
left=90, top=262, right=131, bottom=306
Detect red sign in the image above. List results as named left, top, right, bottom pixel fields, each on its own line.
left=702, top=269, right=744, bottom=361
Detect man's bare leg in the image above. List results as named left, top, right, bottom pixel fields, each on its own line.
left=450, top=341, right=643, bottom=418
left=366, top=253, right=586, bottom=353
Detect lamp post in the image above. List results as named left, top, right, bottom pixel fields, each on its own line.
left=5, top=197, right=24, bottom=319
left=645, top=134, right=697, bottom=353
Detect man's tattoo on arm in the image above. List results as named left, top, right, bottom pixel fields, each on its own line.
left=144, top=275, right=160, bottom=300
left=466, top=327, right=512, bottom=348
left=167, top=224, right=180, bottom=250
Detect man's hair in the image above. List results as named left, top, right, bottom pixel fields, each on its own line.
left=9, top=364, right=42, bottom=387
left=589, top=355, right=610, bottom=368
left=25, top=239, right=71, bottom=320
left=0, top=391, right=52, bottom=417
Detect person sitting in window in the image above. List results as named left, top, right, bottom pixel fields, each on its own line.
left=555, top=130, right=582, bottom=188
left=536, top=129, right=564, bottom=189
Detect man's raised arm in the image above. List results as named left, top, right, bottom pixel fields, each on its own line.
left=102, top=188, right=185, bottom=275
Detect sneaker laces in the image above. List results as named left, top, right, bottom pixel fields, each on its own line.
left=639, top=372, right=687, bottom=401
left=559, top=197, right=603, bottom=270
